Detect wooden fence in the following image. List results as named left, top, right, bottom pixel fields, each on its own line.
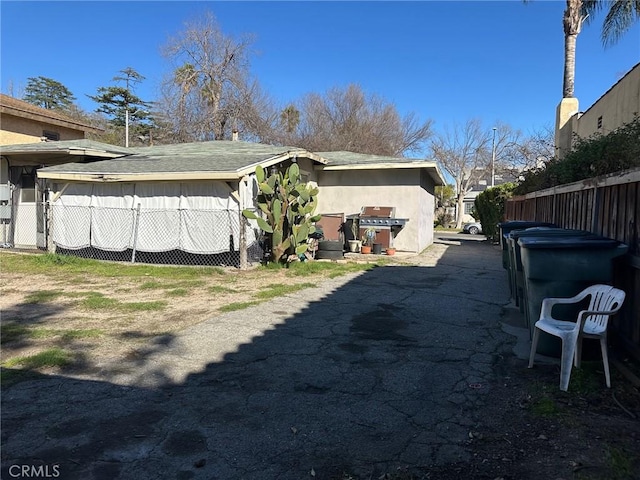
left=505, top=167, right=640, bottom=361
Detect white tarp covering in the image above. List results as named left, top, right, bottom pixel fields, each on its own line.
left=91, top=184, right=135, bottom=251
left=52, top=181, right=249, bottom=254
left=51, top=183, right=92, bottom=249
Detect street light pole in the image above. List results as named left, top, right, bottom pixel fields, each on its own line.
left=125, top=108, right=129, bottom=148
left=491, top=127, right=497, bottom=187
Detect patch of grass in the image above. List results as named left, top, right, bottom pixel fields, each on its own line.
left=530, top=395, right=561, bottom=417
left=219, top=301, right=260, bottom=312
left=1, top=252, right=227, bottom=280
left=285, top=260, right=379, bottom=277
left=569, top=362, right=602, bottom=394
left=140, top=281, right=164, bottom=290
left=79, top=292, right=120, bottom=309
left=0, top=324, right=102, bottom=343
left=208, top=285, right=237, bottom=294
left=119, top=301, right=167, bottom=312
left=61, top=329, right=104, bottom=340
left=166, top=288, right=189, bottom=297
left=1, top=323, right=30, bottom=343
left=256, top=283, right=315, bottom=300
left=77, top=292, right=166, bottom=311
left=3, top=348, right=72, bottom=369
left=24, top=290, right=64, bottom=304
left=607, top=446, right=634, bottom=479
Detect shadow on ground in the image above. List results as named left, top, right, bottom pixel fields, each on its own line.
left=2, top=238, right=639, bottom=479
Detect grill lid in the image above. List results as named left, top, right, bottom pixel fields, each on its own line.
left=360, top=206, right=395, bottom=218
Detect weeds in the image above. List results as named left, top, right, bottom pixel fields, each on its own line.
left=3, top=348, right=72, bottom=369
left=24, top=290, right=64, bottom=304
left=219, top=301, right=260, bottom=312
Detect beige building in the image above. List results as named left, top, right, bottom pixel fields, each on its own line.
left=315, top=152, right=443, bottom=253
left=0, top=94, right=99, bottom=145
left=555, top=62, right=640, bottom=158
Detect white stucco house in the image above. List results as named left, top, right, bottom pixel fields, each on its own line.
left=0, top=139, right=444, bottom=266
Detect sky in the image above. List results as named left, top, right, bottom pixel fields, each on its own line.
left=1, top=0, right=639, bottom=156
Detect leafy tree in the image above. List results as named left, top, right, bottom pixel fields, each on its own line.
left=434, top=184, right=456, bottom=208
left=23, top=76, right=76, bottom=110
left=88, top=67, right=152, bottom=146
left=473, top=183, right=517, bottom=242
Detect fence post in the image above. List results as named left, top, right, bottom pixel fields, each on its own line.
left=131, top=203, right=141, bottom=263
left=239, top=176, right=248, bottom=270
left=46, top=202, right=55, bottom=253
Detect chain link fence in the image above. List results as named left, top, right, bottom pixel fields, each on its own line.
left=44, top=204, right=264, bottom=268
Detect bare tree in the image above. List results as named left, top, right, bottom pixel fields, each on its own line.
left=430, top=119, right=492, bottom=229
left=278, top=84, right=433, bottom=156
left=157, top=11, right=271, bottom=142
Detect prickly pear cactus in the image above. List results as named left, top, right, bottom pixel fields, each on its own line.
left=243, top=163, right=321, bottom=264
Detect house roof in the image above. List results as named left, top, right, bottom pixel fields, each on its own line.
left=316, top=151, right=446, bottom=186
left=36, top=140, right=326, bottom=182
left=0, top=94, right=101, bottom=134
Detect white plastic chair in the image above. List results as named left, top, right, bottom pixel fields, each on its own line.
left=528, top=284, right=626, bottom=391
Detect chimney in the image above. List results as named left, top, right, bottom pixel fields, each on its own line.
left=232, top=129, right=239, bottom=142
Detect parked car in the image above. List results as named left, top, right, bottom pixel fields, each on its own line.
left=462, top=222, right=483, bottom=235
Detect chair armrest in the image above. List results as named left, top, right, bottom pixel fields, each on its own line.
left=539, top=296, right=579, bottom=319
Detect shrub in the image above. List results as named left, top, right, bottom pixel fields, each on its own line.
left=515, top=118, right=640, bottom=195
left=474, top=183, right=516, bottom=241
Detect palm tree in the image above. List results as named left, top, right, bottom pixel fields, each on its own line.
left=173, top=64, right=198, bottom=141
left=562, top=0, right=587, bottom=98
left=584, top=0, right=640, bottom=47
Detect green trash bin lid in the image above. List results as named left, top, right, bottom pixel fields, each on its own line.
left=517, top=235, right=619, bottom=249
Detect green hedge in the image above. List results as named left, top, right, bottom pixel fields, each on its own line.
left=473, top=183, right=517, bottom=241
left=515, top=118, right=640, bottom=195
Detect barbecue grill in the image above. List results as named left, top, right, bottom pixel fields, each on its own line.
left=357, top=206, right=408, bottom=249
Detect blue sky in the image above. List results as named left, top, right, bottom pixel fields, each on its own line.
left=2, top=1, right=639, bottom=147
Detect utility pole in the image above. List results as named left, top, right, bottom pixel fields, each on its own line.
left=491, top=127, right=497, bottom=187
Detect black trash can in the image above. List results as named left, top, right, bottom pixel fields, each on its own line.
left=508, top=228, right=591, bottom=310
left=498, top=221, right=556, bottom=297
left=518, top=235, right=628, bottom=357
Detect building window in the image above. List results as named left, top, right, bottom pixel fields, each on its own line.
left=464, top=202, right=474, bottom=214
left=20, top=174, right=36, bottom=202
left=42, top=130, right=60, bottom=141
left=597, top=116, right=603, bottom=129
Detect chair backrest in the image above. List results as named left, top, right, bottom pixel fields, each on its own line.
left=583, top=284, right=626, bottom=335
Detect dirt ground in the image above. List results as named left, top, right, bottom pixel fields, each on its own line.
left=2, top=251, right=640, bottom=479
left=0, top=255, right=362, bottom=375
left=419, top=354, right=640, bottom=480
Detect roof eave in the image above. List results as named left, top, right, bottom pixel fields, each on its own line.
left=237, top=150, right=328, bottom=176
left=37, top=171, right=243, bottom=183
left=316, top=161, right=446, bottom=186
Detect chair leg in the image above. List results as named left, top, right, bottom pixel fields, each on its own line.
left=528, top=328, right=540, bottom=368
left=560, top=338, right=577, bottom=392
left=600, top=337, right=611, bottom=388
left=574, top=335, right=582, bottom=368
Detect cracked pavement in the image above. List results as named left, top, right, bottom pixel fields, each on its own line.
left=1, top=234, right=518, bottom=479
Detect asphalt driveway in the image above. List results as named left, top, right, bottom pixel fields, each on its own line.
left=1, top=235, right=516, bottom=479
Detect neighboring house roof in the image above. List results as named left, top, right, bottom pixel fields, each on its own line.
left=0, top=94, right=101, bottom=134
left=316, top=151, right=445, bottom=186
left=36, top=140, right=326, bottom=182
left=1, top=139, right=129, bottom=156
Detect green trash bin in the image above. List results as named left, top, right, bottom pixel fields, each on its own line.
left=498, top=221, right=556, bottom=297
left=508, top=228, right=590, bottom=311
left=518, top=235, right=628, bottom=357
